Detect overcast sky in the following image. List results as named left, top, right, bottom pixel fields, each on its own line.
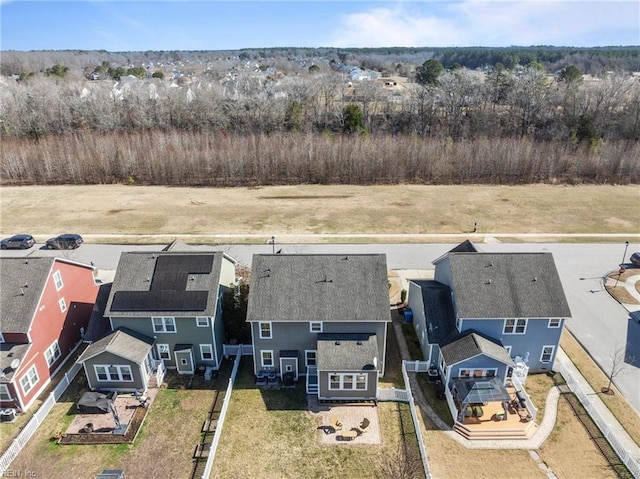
left=1, top=0, right=638, bottom=51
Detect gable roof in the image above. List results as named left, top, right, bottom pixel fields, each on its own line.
left=440, top=330, right=513, bottom=366
left=105, top=251, right=226, bottom=317
left=0, top=257, right=54, bottom=333
left=77, top=327, right=154, bottom=365
left=410, top=280, right=456, bottom=345
left=246, top=254, right=391, bottom=323
left=448, top=252, right=571, bottom=319
left=317, top=333, right=379, bottom=371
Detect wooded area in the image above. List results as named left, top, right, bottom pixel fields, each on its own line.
left=1, top=47, right=639, bottom=186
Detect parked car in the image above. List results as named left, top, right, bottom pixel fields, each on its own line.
left=0, top=234, right=35, bottom=249
left=631, top=252, right=640, bottom=267
left=46, top=234, right=83, bottom=250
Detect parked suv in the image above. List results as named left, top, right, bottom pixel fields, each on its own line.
left=46, top=234, right=83, bottom=250
left=0, top=234, right=35, bottom=249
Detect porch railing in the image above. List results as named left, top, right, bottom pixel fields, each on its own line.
left=222, top=344, right=253, bottom=357
left=509, top=374, right=538, bottom=421
left=154, top=360, right=165, bottom=387
left=444, top=383, right=459, bottom=422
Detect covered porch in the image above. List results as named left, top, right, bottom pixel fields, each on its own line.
left=447, top=377, right=537, bottom=439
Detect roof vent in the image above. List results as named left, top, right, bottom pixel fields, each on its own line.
left=20, top=288, right=25, bottom=296
left=533, top=277, right=538, bottom=282
left=485, top=279, right=491, bottom=285
left=356, top=341, right=362, bottom=345
left=335, top=340, right=341, bottom=346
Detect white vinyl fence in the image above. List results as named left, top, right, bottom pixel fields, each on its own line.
left=401, top=361, right=432, bottom=479
left=557, top=362, right=640, bottom=478
left=0, top=362, right=82, bottom=475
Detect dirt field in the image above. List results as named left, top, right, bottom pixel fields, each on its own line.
left=1, top=184, right=638, bottom=242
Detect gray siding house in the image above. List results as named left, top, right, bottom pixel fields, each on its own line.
left=79, top=248, right=237, bottom=393
left=408, top=243, right=571, bottom=385
left=247, top=254, right=391, bottom=401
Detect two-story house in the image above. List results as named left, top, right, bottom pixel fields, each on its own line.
left=407, top=243, right=571, bottom=434
left=247, top=254, right=391, bottom=401
left=77, top=249, right=237, bottom=393
left=1, top=257, right=98, bottom=411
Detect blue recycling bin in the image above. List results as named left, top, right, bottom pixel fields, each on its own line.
left=403, top=309, right=413, bottom=323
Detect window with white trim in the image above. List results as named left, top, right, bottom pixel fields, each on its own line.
left=196, top=317, right=210, bottom=328
left=548, top=318, right=561, bottom=328
left=0, top=384, right=10, bottom=401
left=53, top=271, right=63, bottom=291
left=200, top=344, right=213, bottom=360
left=58, top=297, right=67, bottom=313
left=458, top=368, right=497, bottom=378
left=503, top=318, right=527, bottom=334
left=0, top=332, right=4, bottom=343
left=310, top=322, right=323, bottom=333
left=94, top=365, right=133, bottom=382
left=152, top=317, right=176, bottom=333
left=20, top=365, right=39, bottom=395
left=305, top=350, right=317, bottom=367
left=157, top=344, right=170, bottom=360
left=261, top=350, right=274, bottom=368
left=259, top=322, right=272, bottom=339
left=328, top=373, right=368, bottom=390
left=540, top=345, right=555, bottom=363
left=45, top=340, right=61, bottom=367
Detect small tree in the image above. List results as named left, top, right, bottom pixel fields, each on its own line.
left=221, top=280, right=251, bottom=344
left=343, top=103, right=364, bottom=134
left=152, top=70, right=164, bottom=79
left=602, top=342, right=633, bottom=395
left=560, top=65, right=583, bottom=83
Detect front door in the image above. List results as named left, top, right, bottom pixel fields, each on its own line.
left=175, top=347, right=194, bottom=374
left=280, top=357, right=298, bottom=380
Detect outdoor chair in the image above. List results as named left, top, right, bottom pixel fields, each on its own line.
left=354, top=417, right=370, bottom=435
left=331, top=415, right=343, bottom=432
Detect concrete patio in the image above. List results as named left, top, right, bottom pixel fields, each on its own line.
left=308, top=397, right=381, bottom=445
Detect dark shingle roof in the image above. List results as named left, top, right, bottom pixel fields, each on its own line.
left=0, top=257, right=55, bottom=333
left=411, top=280, right=456, bottom=345
left=246, top=254, right=391, bottom=323
left=440, top=330, right=513, bottom=366
left=84, top=283, right=113, bottom=343
left=1, top=343, right=31, bottom=381
left=448, top=240, right=478, bottom=253
left=105, top=252, right=225, bottom=317
left=448, top=253, right=571, bottom=319
left=317, top=333, right=379, bottom=371
left=77, top=327, right=154, bottom=365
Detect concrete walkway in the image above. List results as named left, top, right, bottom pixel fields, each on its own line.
left=393, top=317, right=639, bottom=458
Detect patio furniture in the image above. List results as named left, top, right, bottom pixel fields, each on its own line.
left=354, top=417, right=370, bottom=435
left=331, top=415, right=343, bottom=431
left=472, top=405, right=484, bottom=418
left=340, top=430, right=358, bottom=441
left=494, top=409, right=506, bottom=421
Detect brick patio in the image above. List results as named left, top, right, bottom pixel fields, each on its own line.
left=308, top=397, right=381, bottom=445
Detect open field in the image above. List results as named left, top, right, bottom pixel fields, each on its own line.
left=1, top=184, right=639, bottom=243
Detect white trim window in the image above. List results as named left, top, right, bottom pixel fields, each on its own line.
left=503, top=318, right=527, bottom=334
left=0, top=332, right=4, bottom=343
left=157, top=344, right=170, bottom=360
left=540, top=345, right=555, bottom=364
left=58, top=297, right=67, bottom=313
left=94, top=365, right=133, bottom=382
left=152, top=317, right=176, bottom=333
left=458, top=368, right=498, bottom=378
left=0, top=384, right=11, bottom=401
left=259, top=322, right=272, bottom=339
left=45, top=340, right=62, bottom=367
left=20, top=365, right=39, bottom=395
left=305, top=350, right=317, bottom=368
left=548, top=318, right=561, bottom=328
left=196, top=317, right=210, bottom=328
left=328, top=373, right=368, bottom=391
left=53, top=270, right=63, bottom=291
left=261, top=350, right=274, bottom=368
left=200, top=344, right=213, bottom=361
left=310, top=322, right=323, bottom=333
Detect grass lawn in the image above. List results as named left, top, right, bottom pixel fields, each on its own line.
left=1, top=184, right=639, bottom=241
left=213, top=358, right=422, bottom=479
left=561, top=331, right=640, bottom=447
left=6, top=368, right=227, bottom=479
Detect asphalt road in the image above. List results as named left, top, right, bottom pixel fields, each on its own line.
left=3, top=241, right=639, bottom=413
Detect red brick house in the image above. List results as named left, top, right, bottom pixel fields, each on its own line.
left=1, top=257, right=98, bottom=411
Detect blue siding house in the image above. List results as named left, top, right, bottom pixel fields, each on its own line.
left=407, top=241, right=571, bottom=437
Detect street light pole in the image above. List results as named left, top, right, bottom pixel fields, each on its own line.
left=614, top=241, right=629, bottom=288
left=271, top=236, right=275, bottom=254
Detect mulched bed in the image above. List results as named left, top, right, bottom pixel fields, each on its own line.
left=58, top=404, right=147, bottom=445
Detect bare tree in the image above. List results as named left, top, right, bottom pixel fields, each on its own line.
left=377, top=441, right=423, bottom=479
left=602, top=342, right=634, bottom=395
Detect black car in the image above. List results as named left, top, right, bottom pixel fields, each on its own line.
left=631, top=252, right=640, bottom=268
left=0, top=234, right=35, bottom=250
left=46, top=234, right=83, bottom=250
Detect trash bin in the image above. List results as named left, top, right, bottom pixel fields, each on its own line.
left=403, top=309, right=413, bottom=323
